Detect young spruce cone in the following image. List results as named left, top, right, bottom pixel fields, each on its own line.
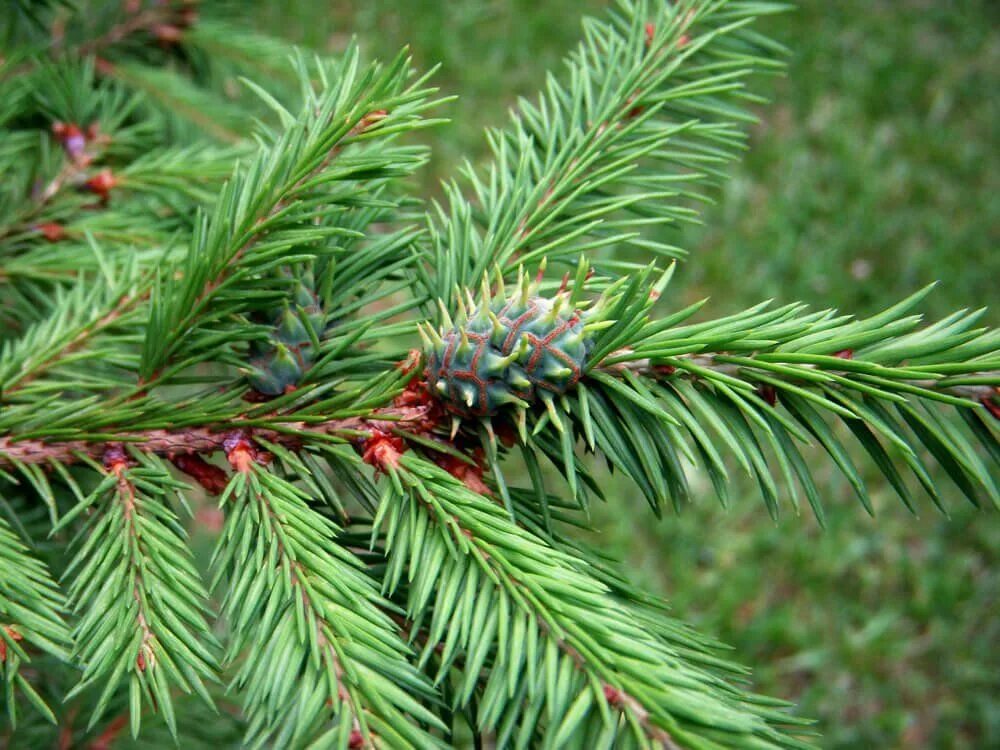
left=421, top=269, right=605, bottom=420
left=245, top=270, right=326, bottom=395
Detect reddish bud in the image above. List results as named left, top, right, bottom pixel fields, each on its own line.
left=494, top=421, right=517, bottom=449
left=36, top=222, right=66, bottom=242
left=85, top=169, right=117, bottom=200
left=355, top=109, right=388, bottom=134
left=652, top=364, right=676, bottom=377
left=677, top=34, right=690, bottom=48
left=102, top=444, right=131, bottom=476
left=396, top=348, right=422, bottom=377
left=224, top=431, right=260, bottom=473
left=152, top=24, right=182, bottom=44
left=644, top=23, right=655, bottom=46
left=348, top=730, right=365, bottom=749
left=0, top=626, right=23, bottom=663
left=392, top=377, right=443, bottom=433
left=89, top=715, right=129, bottom=750
left=171, top=454, right=229, bottom=495
left=982, top=395, right=1000, bottom=421
left=833, top=349, right=854, bottom=360
left=177, top=7, right=199, bottom=29
left=361, top=430, right=406, bottom=471
left=757, top=384, right=778, bottom=407
left=194, top=506, right=225, bottom=534
left=603, top=684, right=623, bottom=706
left=52, top=121, right=87, bottom=161
left=94, top=57, right=116, bottom=76
left=435, top=453, right=491, bottom=496
left=624, top=93, right=645, bottom=121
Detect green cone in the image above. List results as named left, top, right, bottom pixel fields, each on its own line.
left=424, top=268, right=597, bottom=418
left=247, top=270, right=326, bottom=396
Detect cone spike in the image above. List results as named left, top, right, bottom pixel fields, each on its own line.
left=551, top=294, right=566, bottom=316
left=458, top=327, right=471, bottom=354
left=487, top=350, right=519, bottom=371
left=493, top=264, right=506, bottom=302
left=450, top=416, right=461, bottom=440
left=496, top=391, right=529, bottom=409
left=541, top=297, right=562, bottom=324
left=515, top=407, right=528, bottom=443
left=460, top=383, right=476, bottom=408
left=542, top=393, right=563, bottom=432
left=436, top=380, right=449, bottom=394
left=508, top=370, right=532, bottom=390
left=437, top=299, right=454, bottom=329
left=480, top=274, right=493, bottom=307
left=483, top=419, right=497, bottom=451
left=416, top=323, right=433, bottom=350
left=465, top=288, right=477, bottom=317
left=426, top=325, right=444, bottom=347
left=487, top=309, right=504, bottom=336
left=455, top=288, right=469, bottom=322
left=533, top=258, right=547, bottom=292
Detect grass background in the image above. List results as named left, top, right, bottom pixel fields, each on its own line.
left=239, top=2, right=1000, bottom=747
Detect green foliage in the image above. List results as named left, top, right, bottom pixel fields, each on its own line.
left=0, top=514, right=71, bottom=725
left=0, top=1, right=996, bottom=748
left=63, top=450, right=218, bottom=737
left=213, top=461, right=445, bottom=749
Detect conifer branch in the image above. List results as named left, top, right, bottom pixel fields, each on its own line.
left=213, top=455, right=446, bottom=748
left=63, top=448, right=219, bottom=737
left=1, top=0, right=996, bottom=746
left=0, top=405, right=428, bottom=469
left=0, top=515, right=71, bottom=725
left=376, top=454, right=807, bottom=749
left=572, top=275, right=1000, bottom=516
left=421, top=0, right=785, bottom=306
left=139, top=50, right=441, bottom=384
left=0, top=259, right=148, bottom=398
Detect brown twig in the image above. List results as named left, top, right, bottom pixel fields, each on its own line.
left=0, top=405, right=432, bottom=469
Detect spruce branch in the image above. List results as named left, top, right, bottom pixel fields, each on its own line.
left=0, top=254, right=148, bottom=399
left=420, top=0, right=786, bottom=306
left=213, top=451, right=446, bottom=749
left=0, top=402, right=432, bottom=469
left=139, top=49, right=441, bottom=385
left=577, top=274, right=1000, bottom=516
left=62, top=447, right=219, bottom=738
left=0, top=515, right=71, bottom=726
left=374, top=454, right=808, bottom=749
left=1, top=0, right=996, bottom=746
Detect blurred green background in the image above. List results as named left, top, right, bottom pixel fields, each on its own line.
left=239, top=2, right=999, bottom=747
